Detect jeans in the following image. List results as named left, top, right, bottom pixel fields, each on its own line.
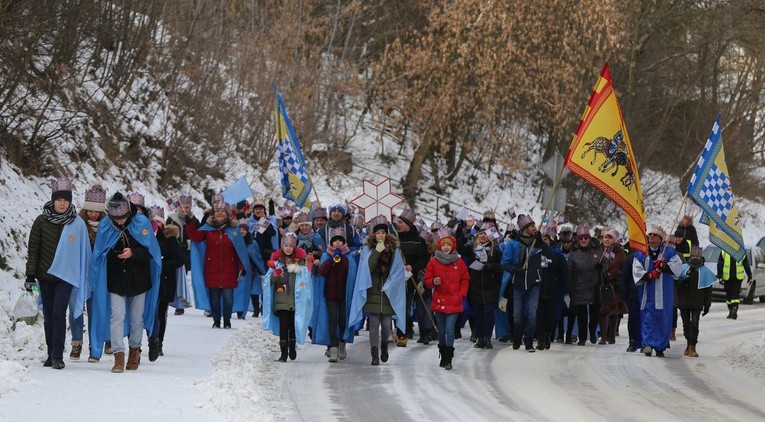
left=680, top=309, right=701, bottom=345
left=470, top=302, right=497, bottom=338
left=208, top=287, right=234, bottom=323
left=435, top=312, right=458, bottom=347
left=68, top=296, right=94, bottom=342
left=110, top=292, right=145, bottom=354
left=39, top=279, right=73, bottom=359
left=368, top=313, right=392, bottom=348
left=513, top=283, right=540, bottom=345
left=415, top=296, right=433, bottom=332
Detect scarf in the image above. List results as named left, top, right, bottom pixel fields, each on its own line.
left=434, top=250, right=458, bottom=265
left=602, top=245, right=615, bottom=261
left=297, top=229, right=315, bottom=249
left=42, top=201, right=77, bottom=225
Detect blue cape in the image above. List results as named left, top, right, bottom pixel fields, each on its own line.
left=348, top=246, right=406, bottom=331
left=47, top=216, right=92, bottom=319
left=262, top=266, right=314, bottom=344
left=189, top=223, right=252, bottom=313
left=170, top=265, right=192, bottom=309
left=632, top=246, right=683, bottom=352
left=679, top=264, right=717, bottom=289
left=245, top=242, right=267, bottom=296
left=89, top=214, right=161, bottom=359
left=311, top=253, right=359, bottom=345
left=493, top=271, right=512, bottom=339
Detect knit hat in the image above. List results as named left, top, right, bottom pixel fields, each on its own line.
left=50, top=177, right=73, bottom=202
left=602, top=227, right=619, bottom=241
left=252, top=194, right=266, bottom=209
left=576, top=225, right=591, bottom=239
left=127, top=192, right=145, bottom=207
left=179, top=195, right=192, bottom=207
left=282, top=232, right=298, bottom=248
left=106, top=192, right=132, bottom=220
left=648, top=226, right=666, bottom=241
left=558, top=224, right=574, bottom=242
left=328, top=203, right=347, bottom=217
left=351, top=213, right=365, bottom=229
left=673, top=228, right=685, bottom=238
left=369, top=215, right=390, bottom=234
left=82, top=184, right=106, bottom=212
left=295, top=212, right=312, bottom=226
left=436, top=235, right=456, bottom=250
left=239, top=221, right=250, bottom=230
left=312, top=206, right=328, bottom=220
left=517, top=214, right=535, bottom=233
left=329, top=227, right=346, bottom=245
left=150, top=205, right=165, bottom=221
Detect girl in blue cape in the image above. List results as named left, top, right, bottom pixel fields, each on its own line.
left=187, top=195, right=252, bottom=329
left=90, top=193, right=161, bottom=372
left=236, top=222, right=266, bottom=318
left=631, top=226, right=683, bottom=357
left=315, top=228, right=358, bottom=363
left=25, top=177, right=92, bottom=370
left=262, top=232, right=313, bottom=362
left=349, top=218, right=406, bottom=366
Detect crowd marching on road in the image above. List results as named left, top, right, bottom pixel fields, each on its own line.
left=24, top=177, right=755, bottom=373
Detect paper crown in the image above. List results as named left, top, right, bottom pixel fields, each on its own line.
left=252, top=194, right=266, bottom=208
left=649, top=225, right=667, bottom=240
left=397, top=208, right=416, bottom=225
left=82, top=184, right=106, bottom=212
left=435, top=227, right=454, bottom=241
left=127, top=192, right=145, bottom=207
left=517, top=214, right=535, bottom=232
left=51, top=177, right=72, bottom=193
left=312, top=206, right=328, bottom=220
left=329, top=227, right=347, bottom=242
left=369, top=215, right=390, bottom=232
left=295, top=212, right=311, bottom=225
left=350, top=214, right=365, bottom=229
left=212, top=194, right=231, bottom=212
left=150, top=205, right=165, bottom=220
left=282, top=232, right=297, bottom=248
left=179, top=195, right=192, bottom=207
left=430, top=221, right=445, bottom=231
left=107, top=194, right=131, bottom=219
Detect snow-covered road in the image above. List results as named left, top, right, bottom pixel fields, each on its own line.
left=2, top=303, right=764, bottom=422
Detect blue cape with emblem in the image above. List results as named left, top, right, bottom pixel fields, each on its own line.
left=348, top=246, right=406, bottom=331
left=311, top=252, right=358, bottom=345
left=262, top=265, right=314, bottom=344
left=47, top=215, right=92, bottom=319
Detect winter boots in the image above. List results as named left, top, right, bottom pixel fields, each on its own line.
left=328, top=347, right=339, bottom=363
left=380, top=342, right=389, bottom=363
left=670, top=327, right=676, bottom=341
left=52, top=359, right=65, bottom=369
left=148, top=337, right=161, bottom=362
left=685, top=343, right=699, bottom=357
left=126, top=347, right=141, bottom=370
left=484, top=336, right=493, bottom=349
left=112, top=352, right=125, bottom=373
left=278, top=340, right=288, bottom=362
left=371, top=347, right=380, bottom=366
left=442, top=346, right=454, bottom=370
left=338, top=342, right=347, bottom=360
left=288, top=339, right=297, bottom=360
left=731, top=304, right=739, bottom=320
left=438, top=345, right=446, bottom=368
left=474, top=337, right=486, bottom=349
left=69, top=340, right=82, bottom=360
left=395, top=333, right=408, bottom=347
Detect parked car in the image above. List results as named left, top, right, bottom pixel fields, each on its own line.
left=702, top=245, right=765, bottom=304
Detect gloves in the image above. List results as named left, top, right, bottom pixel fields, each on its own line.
left=648, top=269, right=661, bottom=280
left=340, top=245, right=350, bottom=254
left=594, top=261, right=604, bottom=271
left=702, top=306, right=710, bottom=316
left=326, top=246, right=335, bottom=256
left=534, top=231, right=543, bottom=243
left=274, top=268, right=283, bottom=278
left=433, top=277, right=442, bottom=286
left=416, top=281, right=425, bottom=295
left=287, top=263, right=299, bottom=273
left=498, top=297, right=508, bottom=312
left=24, top=276, right=37, bottom=292
left=267, top=260, right=277, bottom=269
left=375, top=241, right=385, bottom=252
left=653, top=260, right=668, bottom=272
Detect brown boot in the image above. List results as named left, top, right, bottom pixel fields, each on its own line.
left=670, top=327, right=676, bottom=341
left=69, top=340, right=82, bottom=360
left=689, top=344, right=699, bottom=357
left=111, top=352, right=125, bottom=373
left=683, top=345, right=690, bottom=356
left=126, top=347, right=141, bottom=370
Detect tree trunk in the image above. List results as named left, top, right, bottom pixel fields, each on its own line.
left=403, top=137, right=431, bottom=207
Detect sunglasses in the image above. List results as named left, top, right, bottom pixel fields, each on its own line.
left=578, top=236, right=591, bottom=240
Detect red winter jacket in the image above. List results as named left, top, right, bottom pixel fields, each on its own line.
left=424, top=255, right=470, bottom=314
left=187, top=218, right=243, bottom=289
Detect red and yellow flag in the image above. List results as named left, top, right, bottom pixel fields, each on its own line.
left=564, top=63, right=647, bottom=254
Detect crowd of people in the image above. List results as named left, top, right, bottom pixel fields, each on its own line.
left=24, top=177, right=753, bottom=372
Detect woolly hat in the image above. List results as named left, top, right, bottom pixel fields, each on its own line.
left=397, top=208, right=417, bottom=230
left=673, top=228, right=686, bottom=238
left=281, top=232, right=298, bottom=248
left=436, top=235, right=457, bottom=250
left=648, top=226, right=666, bottom=241
left=252, top=195, right=266, bottom=209
left=558, top=224, right=574, bottom=242
left=82, top=184, right=106, bottom=212
left=150, top=205, right=165, bottom=221
left=50, top=177, right=73, bottom=202
left=106, top=192, right=132, bottom=220
left=576, top=225, right=591, bottom=239
left=369, top=215, right=390, bottom=234
left=328, top=203, right=347, bottom=216
left=295, top=212, right=312, bottom=226
left=602, top=227, right=619, bottom=241
left=517, top=214, right=535, bottom=233
left=329, top=227, right=346, bottom=245
left=179, top=194, right=192, bottom=207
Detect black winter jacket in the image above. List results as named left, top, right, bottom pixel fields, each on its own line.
left=107, top=219, right=153, bottom=298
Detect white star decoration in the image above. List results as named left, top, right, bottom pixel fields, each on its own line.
left=351, top=179, right=404, bottom=223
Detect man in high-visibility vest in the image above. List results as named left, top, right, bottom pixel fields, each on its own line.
left=716, top=251, right=752, bottom=319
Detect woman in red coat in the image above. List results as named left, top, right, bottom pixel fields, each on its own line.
left=424, top=233, right=470, bottom=370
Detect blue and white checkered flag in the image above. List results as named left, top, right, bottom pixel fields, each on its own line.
left=275, top=85, right=313, bottom=208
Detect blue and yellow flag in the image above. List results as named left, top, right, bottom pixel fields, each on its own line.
left=275, top=85, right=312, bottom=208
left=688, top=114, right=745, bottom=262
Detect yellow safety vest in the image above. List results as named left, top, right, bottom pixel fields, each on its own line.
left=681, top=239, right=692, bottom=259
left=722, top=252, right=745, bottom=281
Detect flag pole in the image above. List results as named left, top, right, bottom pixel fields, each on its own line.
left=658, top=191, right=689, bottom=261
left=523, top=158, right=566, bottom=270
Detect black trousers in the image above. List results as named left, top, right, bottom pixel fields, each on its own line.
left=724, top=279, right=742, bottom=303
left=536, top=298, right=556, bottom=342
left=567, top=304, right=598, bottom=342
left=680, top=309, right=701, bottom=345
left=276, top=310, right=296, bottom=341
left=39, top=278, right=73, bottom=360
left=327, top=299, right=346, bottom=347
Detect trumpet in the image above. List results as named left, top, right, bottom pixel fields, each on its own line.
left=333, top=254, right=342, bottom=263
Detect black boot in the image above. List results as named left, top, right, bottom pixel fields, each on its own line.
left=438, top=345, right=446, bottom=368
left=474, top=336, right=486, bottom=349
left=380, top=342, right=389, bottom=363
left=484, top=336, right=493, bottom=349
left=726, top=304, right=734, bottom=319
left=731, top=304, right=739, bottom=320
left=371, top=347, right=380, bottom=365
left=444, top=346, right=454, bottom=370
left=422, top=328, right=433, bottom=345
left=288, top=339, right=297, bottom=360
left=148, top=337, right=160, bottom=362
left=278, top=340, right=288, bottom=362
left=158, top=340, right=164, bottom=356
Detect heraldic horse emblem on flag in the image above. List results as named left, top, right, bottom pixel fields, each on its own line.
left=580, top=129, right=636, bottom=190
